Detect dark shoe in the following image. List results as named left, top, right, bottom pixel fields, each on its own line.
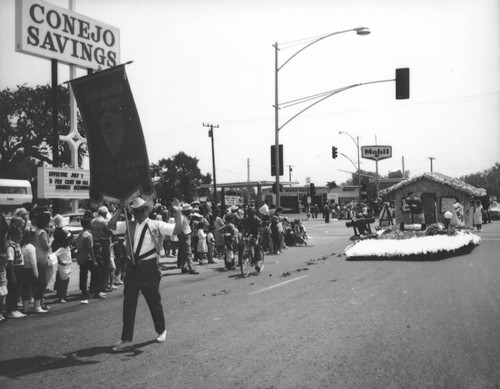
left=181, top=268, right=190, bottom=274
left=189, top=269, right=199, bottom=274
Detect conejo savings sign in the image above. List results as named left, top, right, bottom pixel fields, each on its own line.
left=361, top=145, right=392, bottom=161
left=15, top=0, right=120, bottom=70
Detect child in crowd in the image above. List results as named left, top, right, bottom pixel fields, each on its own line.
left=51, top=215, right=73, bottom=304
left=21, top=228, right=38, bottom=313
left=91, top=242, right=104, bottom=298
left=196, top=221, right=208, bottom=264
left=6, top=217, right=26, bottom=318
left=112, top=237, right=127, bottom=285
left=207, top=225, right=216, bottom=264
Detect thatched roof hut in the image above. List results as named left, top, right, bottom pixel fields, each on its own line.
left=379, top=172, right=486, bottom=226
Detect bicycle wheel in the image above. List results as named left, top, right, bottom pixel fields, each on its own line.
left=255, top=246, right=265, bottom=273
left=240, top=245, right=252, bottom=278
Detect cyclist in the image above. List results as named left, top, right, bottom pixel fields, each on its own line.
left=219, top=222, right=239, bottom=269
left=240, top=207, right=264, bottom=271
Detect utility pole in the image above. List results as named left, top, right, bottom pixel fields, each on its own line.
left=204, top=123, right=219, bottom=205
left=429, top=157, right=435, bottom=172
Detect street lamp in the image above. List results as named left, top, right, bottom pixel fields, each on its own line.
left=339, top=131, right=361, bottom=202
left=274, top=27, right=370, bottom=208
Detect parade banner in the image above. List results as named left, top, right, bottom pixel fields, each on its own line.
left=69, top=65, right=154, bottom=205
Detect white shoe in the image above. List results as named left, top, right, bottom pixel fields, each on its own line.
left=7, top=310, right=27, bottom=318
left=156, top=329, right=167, bottom=343
left=31, top=307, right=48, bottom=314
left=112, top=340, right=133, bottom=352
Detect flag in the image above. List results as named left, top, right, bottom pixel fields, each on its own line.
left=69, top=65, right=154, bottom=206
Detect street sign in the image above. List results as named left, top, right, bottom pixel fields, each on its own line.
left=361, top=145, right=392, bottom=161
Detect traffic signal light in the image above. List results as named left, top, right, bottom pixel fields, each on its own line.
left=332, top=146, right=338, bottom=159
left=395, top=68, right=410, bottom=99
left=270, top=144, right=284, bottom=176
left=310, top=183, right=316, bottom=196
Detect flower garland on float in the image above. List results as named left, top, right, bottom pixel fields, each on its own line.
left=345, top=218, right=480, bottom=261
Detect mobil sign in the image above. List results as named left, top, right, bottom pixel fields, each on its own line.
left=361, top=145, right=392, bottom=161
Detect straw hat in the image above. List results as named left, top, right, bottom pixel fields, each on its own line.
left=130, top=197, right=153, bottom=213
left=53, top=214, right=69, bottom=227
left=181, top=204, right=193, bottom=212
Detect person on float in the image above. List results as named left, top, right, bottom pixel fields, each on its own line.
left=108, top=197, right=183, bottom=352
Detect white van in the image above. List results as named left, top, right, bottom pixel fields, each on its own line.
left=0, top=179, right=33, bottom=208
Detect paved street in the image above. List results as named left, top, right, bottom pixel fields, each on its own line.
left=1, top=217, right=499, bottom=388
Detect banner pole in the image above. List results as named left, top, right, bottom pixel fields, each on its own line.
left=123, top=208, right=136, bottom=266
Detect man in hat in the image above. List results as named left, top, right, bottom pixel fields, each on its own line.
left=107, top=197, right=183, bottom=352
left=177, top=203, right=199, bottom=274
left=91, top=206, right=114, bottom=293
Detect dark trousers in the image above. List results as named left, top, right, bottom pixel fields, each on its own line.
left=95, top=240, right=111, bottom=291
left=21, top=268, right=37, bottom=301
left=178, top=233, right=196, bottom=271
left=56, top=272, right=69, bottom=301
left=121, top=259, right=165, bottom=342
left=6, top=266, right=23, bottom=312
left=79, top=261, right=100, bottom=295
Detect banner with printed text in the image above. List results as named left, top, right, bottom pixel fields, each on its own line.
left=69, top=65, right=154, bottom=205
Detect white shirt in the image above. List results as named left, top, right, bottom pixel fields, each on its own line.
left=114, top=219, right=175, bottom=260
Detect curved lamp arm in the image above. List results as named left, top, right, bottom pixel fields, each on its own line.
left=278, top=27, right=370, bottom=72
left=278, top=79, right=392, bottom=132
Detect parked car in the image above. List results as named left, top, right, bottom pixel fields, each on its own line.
left=489, top=201, right=500, bottom=220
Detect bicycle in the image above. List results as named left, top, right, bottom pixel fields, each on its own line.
left=239, top=234, right=265, bottom=278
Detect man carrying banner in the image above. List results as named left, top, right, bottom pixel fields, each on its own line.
left=108, top=197, right=182, bottom=352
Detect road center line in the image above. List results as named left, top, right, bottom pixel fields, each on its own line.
left=249, top=275, right=310, bottom=295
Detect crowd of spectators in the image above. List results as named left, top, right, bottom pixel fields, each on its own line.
left=0, top=199, right=310, bottom=322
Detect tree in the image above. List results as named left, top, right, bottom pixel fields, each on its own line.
left=0, top=84, right=87, bottom=181
left=460, top=163, right=500, bottom=199
left=150, top=152, right=212, bottom=203
left=326, top=181, right=338, bottom=190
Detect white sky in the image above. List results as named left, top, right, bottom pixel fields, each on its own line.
left=1, top=0, right=499, bottom=187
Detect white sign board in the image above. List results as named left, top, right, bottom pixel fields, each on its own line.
left=224, top=195, right=242, bottom=206
left=361, top=145, right=392, bottom=161
left=37, top=167, right=90, bottom=199
left=15, top=0, right=120, bottom=70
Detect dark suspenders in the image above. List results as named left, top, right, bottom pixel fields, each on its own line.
left=134, top=223, right=157, bottom=261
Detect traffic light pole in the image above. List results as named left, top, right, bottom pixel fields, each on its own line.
left=274, top=43, right=281, bottom=208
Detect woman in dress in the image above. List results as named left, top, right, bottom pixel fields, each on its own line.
left=33, top=208, right=52, bottom=313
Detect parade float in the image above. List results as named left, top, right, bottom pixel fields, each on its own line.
left=344, top=223, right=481, bottom=261
left=344, top=183, right=482, bottom=261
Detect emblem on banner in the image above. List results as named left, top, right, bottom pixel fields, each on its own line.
left=98, top=111, right=125, bottom=158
